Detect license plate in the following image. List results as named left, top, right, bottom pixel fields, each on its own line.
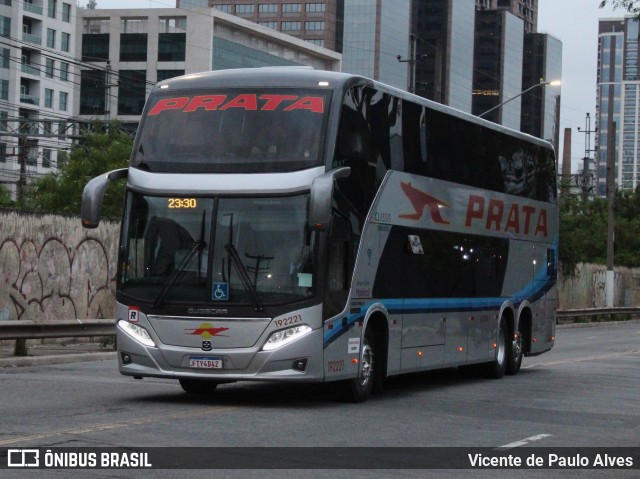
left=189, top=356, right=223, bottom=369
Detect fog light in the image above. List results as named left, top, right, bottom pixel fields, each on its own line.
left=292, top=358, right=308, bottom=371
left=121, top=353, right=132, bottom=365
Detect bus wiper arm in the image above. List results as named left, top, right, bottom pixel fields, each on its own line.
left=224, top=243, right=264, bottom=312
left=152, top=239, right=206, bottom=309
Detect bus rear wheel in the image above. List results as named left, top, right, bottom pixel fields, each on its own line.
left=506, top=329, right=523, bottom=375
left=179, top=378, right=219, bottom=395
left=345, top=329, right=376, bottom=403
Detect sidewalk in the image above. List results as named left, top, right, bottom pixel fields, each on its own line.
left=0, top=340, right=117, bottom=368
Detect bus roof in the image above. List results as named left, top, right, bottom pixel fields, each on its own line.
left=154, top=67, right=554, bottom=152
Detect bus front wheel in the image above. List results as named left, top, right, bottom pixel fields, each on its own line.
left=344, top=329, right=376, bottom=403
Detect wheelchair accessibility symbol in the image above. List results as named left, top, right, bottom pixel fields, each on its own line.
left=212, top=282, right=229, bottom=301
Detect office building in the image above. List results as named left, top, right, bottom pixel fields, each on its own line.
left=178, top=0, right=344, bottom=51
left=596, top=17, right=639, bottom=195
left=412, top=0, right=475, bottom=113
left=180, top=0, right=410, bottom=90
left=472, top=9, right=524, bottom=130
left=521, top=32, right=562, bottom=144
left=476, top=0, right=537, bottom=33
left=77, top=7, right=341, bottom=132
left=0, top=0, right=77, bottom=200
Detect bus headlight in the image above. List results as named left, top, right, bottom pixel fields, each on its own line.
left=263, top=325, right=312, bottom=351
left=118, top=320, right=156, bottom=348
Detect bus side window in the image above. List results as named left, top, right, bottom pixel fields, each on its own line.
left=325, top=214, right=353, bottom=318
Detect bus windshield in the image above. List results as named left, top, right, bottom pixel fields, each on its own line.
left=131, top=88, right=331, bottom=173
left=118, top=192, right=315, bottom=307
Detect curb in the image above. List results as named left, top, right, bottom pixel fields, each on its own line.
left=0, top=352, right=117, bottom=368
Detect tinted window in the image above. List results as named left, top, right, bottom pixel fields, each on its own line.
left=132, top=88, right=331, bottom=173
left=373, top=226, right=509, bottom=299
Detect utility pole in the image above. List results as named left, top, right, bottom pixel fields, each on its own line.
left=397, top=34, right=416, bottom=93
left=605, top=120, right=616, bottom=307
left=577, top=112, right=597, bottom=197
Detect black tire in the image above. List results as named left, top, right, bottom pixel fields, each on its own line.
left=179, top=378, right=219, bottom=395
left=506, top=327, right=523, bottom=375
left=344, top=329, right=376, bottom=403
left=482, top=318, right=507, bottom=379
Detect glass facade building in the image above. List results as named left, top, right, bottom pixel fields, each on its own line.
left=78, top=8, right=340, bottom=132
left=597, top=18, right=636, bottom=195
left=473, top=9, right=524, bottom=130
left=413, top=0, right=475, bottom=113
left=341, top=0, right=409, bottom=90
left=521, top=33, right=562, bottom=143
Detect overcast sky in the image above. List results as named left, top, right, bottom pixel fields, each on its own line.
left=86, top=0, right=629, bottom=172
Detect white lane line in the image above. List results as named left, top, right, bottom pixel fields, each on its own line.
left=495, top=433, right=552, bottom=451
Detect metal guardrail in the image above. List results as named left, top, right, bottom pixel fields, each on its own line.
left=556, top=307, right=640, bottom=319
left=0, top=308, right=637, bottom=341
left=0, top=319, right=115, bottom=340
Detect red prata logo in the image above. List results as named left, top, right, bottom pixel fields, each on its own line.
left=148, top=94, right=324, bottom=115
left=399, top=182, right=450, bottom=224
left=185, top=322, right=229, bottom=340
left=398, top=182, right=549, bottom=239
left=465, top=195, right=548, bottom=238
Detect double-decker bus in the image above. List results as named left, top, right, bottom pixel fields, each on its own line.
left=81, top=67, right=557, bottom=402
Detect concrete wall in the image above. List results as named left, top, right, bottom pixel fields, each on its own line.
left=558, top=263, right=640, bottom=310
left=0, top=210, right=119, bottom=322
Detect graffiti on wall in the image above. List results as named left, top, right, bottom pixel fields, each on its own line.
left=0, top=211, right=119, bottom=322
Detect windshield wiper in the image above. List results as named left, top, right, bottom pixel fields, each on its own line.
left=153, top=211, right=207, bottom=309
left=224, top=243, right=264, bottom=312
left=152, top=239, right=206, bottom=309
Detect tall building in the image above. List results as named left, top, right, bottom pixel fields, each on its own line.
left=179, top=0, right=410, bottom=90
left=342, top=0, right=409, bottom=89
left=476, top=0, right=537, bottom=33
left=178, top=0, right=344, bottom=51
left=412, top=0, right=475, bottom=113
left=596, top=17, right=640, bottom=195
left=521, top=32, right=562, bottom=143
left=472, top=9, right=524, bottom=130
left=77, top=8, right=340, bottom=132
left=0, top=0, right=77, bottom=200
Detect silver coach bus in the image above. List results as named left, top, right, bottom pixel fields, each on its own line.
left=82, top=67, right=557, bottom=402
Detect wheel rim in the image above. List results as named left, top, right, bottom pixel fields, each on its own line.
left=358, top=342, right=374, bottom=387
left=512, top=333, right=522, bottom=361
left=496, top=326, right=506, bottom=365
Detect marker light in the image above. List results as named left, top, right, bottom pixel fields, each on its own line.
left=263, top=325, right=312, bottom=351
left=118, top=320, right=156, bottom=348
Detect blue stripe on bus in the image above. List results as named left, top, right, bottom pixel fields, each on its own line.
left=322, top=274, right=555, bottom=347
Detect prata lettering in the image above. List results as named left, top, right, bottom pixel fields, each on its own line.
left=465, top=195, right=548, bottom=238
left=148, top=94, right=324, bottom=115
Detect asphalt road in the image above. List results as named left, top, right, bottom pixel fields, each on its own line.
left=0, top=321, right=639, bottom=479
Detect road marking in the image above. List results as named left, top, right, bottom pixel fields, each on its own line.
left=495, top=433, right=552, bottom=451
left=523, top=349, right=640, bottom=369
left=0, top=405, right=235, bottom=446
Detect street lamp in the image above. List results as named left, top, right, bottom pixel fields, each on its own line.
left=478, top=79, right=561, bottom=118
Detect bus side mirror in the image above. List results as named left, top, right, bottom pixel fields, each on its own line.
left=308, top=167, right=350, bottom=231
left=81, top=168, right=129, bottom=228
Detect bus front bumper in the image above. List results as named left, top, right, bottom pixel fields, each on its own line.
left=116, top=324, right=326, bottom=383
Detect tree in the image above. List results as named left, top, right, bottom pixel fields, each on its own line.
left=23, top=122, right=132, bottom=217
left=600, top=0, right=640, bottom=18
left=559, top=186, right=640, bottom=275
left=0, top=183, right=13, bottom=207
